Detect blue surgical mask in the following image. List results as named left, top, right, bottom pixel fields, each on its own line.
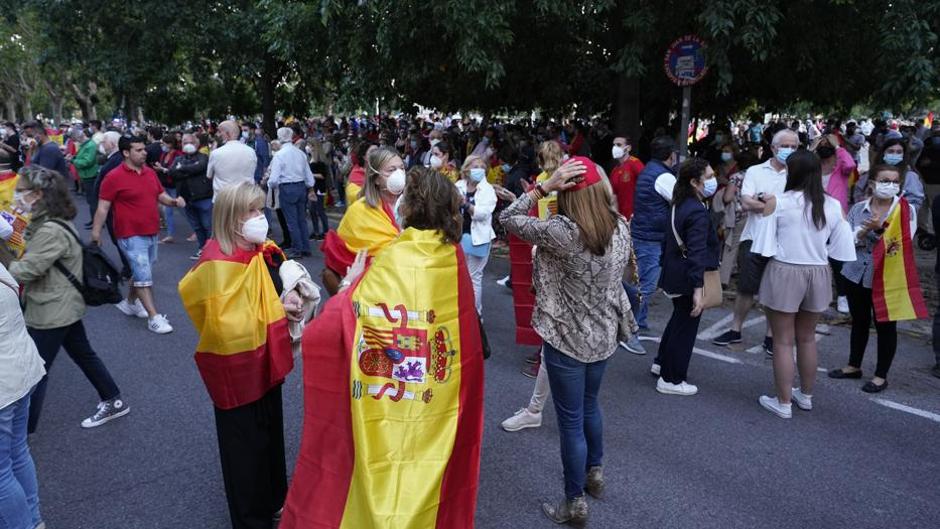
left=702, top=178, right=718, bottom=198
left=410, top=140, right=417, bottom=149
left=884, top=153, right=904, bottom=166
left=469, top=167, right=486, bottom=182
left=775, top=147, right=795, bottom=163
left=501, top=163, right=511, bottom=173
left=721, top=152, right=734, bottom=162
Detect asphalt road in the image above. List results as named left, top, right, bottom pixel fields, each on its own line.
left=30, top=201, right=940, bottom=529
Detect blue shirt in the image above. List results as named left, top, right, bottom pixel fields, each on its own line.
left=267, top=144, right=315, bottom=188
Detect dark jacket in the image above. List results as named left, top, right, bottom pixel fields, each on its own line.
left=631, top=159, right=673, bottom=242
left=94, top=151, right=124, bottom=196
left=659, top=196, right=720, bottom=296
left=168, top=152, right=212, bottom=202
left=33, top=141, right=70, bottom=178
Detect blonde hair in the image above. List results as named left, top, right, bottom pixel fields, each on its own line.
left=557, top=182, right=620, bottom=256
left=460, top=154, right=486, bottom=180
left=362, top=146, right=402, bottom=208
left=212, top=182, right=266, bottom=255
left=537, top=140, right=565, bottom=175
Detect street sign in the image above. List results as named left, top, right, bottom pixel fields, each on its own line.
left=664, top=35, right=708, bottom=87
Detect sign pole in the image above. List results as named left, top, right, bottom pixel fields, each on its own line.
left=679, top=85, right=691, bottom=160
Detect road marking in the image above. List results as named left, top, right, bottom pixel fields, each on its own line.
left=746, top=333, right=826, bottom=354
left=872, top=398, right=940, bottom=424
left=696, top=314, right=734, bottom=341
left=634, top=336, right=741, bottom=365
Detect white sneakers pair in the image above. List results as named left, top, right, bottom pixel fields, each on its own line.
left=759, top=389, right=813, bottom=419
left=115, top=299, right=173, bottom=334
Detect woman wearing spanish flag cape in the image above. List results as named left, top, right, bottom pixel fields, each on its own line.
left=178, top=183, right=317, bottom=529
left=281, top=168, right=484, bottom=529
left=321, top=146, right=404, bottom=294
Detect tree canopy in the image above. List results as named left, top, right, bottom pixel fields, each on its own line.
left=1, top=0, right=938, bottom=133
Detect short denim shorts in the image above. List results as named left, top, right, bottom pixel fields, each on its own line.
left=117, top=235, right=158, bottom=287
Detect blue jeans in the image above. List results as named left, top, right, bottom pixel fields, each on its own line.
left=278, top=183, right=310, bottom=254
left=183, top=198, right=213, bottom=249
left=117, top=235, right=158, bottom=288
left=623, top=281, right=641, bottom=312
left=308, top=195, right=329, bottom=236
left=542, top=343, right=607, bottom=500
left=633, top=238, right=663, bottom=329
left=0, top=392, right=41, bottom=529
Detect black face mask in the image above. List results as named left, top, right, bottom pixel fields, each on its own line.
left=816, top=145, right=836, bottom=159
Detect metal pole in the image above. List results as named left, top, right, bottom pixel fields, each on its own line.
left=678, top=85, right=691, bottom=160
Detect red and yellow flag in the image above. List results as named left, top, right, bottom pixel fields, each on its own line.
left=281, top=228, right=484, bottom=529
left=178, top=240, right=293, bottom=409
left=321, top=197, right=399, bottom=274
left=872, top=198, right=928, bottom=322
left=0, top=170, right=16, bottom=212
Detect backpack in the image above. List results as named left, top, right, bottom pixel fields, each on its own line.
left=49, top=220, right=123, bottom=306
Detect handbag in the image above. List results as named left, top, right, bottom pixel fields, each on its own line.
left=671, top=206, right=723, bottom=309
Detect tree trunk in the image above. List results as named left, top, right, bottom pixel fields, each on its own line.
left=261, top=54, right=277, bottom=138
left=613, top=75, right=641, bottom=141
left=52, top=97, right=65, bottom=124
left=22, top=100, right=33, bottom=121
left=71, top=80, right=99, bottom=120
left=2, top=100, right=14, bottom=123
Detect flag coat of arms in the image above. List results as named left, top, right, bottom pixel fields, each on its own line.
left=872, top=197, right=927, bottom=322
left=281, top=228, right=484, bottom=529
left=178, top=240, right=293, bottom=409
left=321, top=198, right=399, bottom=274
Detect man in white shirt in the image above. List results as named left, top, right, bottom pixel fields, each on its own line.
left=267, top=127, right=315, bottom=258
left=207, top=120, right=257, bottom=198
left=712, top=129, right=799, bottom=354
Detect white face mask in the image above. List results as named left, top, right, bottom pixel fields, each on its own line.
left=239, top=214, right=269, bottom=244
left=873, top=181, right=900, bottom=199
left=182, top=143, right=197, bottom=154
left=386, top=168, right=406, bottom=195
left=611, top=145, right=625, bottom=160
left=429, top=155, right=443, bottom=169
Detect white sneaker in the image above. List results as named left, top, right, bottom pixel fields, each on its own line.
left=791, top=388, right=813, bottom=411
left=656, top=377, right=697, bottom=396
left=148, top=314, right=173, bottom=334
left=837, top=295, right=849, bottom=314
left=650, top=363, right=661, bottom=376
left=759, top=395, right=792, bottom=419
left=496, top=275, right=510, bottom=287
left=500, top=408, right=542, bottom=432
left=116, top=299, right=147, bottom=318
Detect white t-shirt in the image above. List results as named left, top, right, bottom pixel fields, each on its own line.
left=762, top=192, right=855, bottom=265
left=740, top=159, right=787, bottom=242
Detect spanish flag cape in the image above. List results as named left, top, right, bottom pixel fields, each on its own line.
left=345, top=164, right=366, bottom=206
left=178, top=239, right=293, bottom=409
left=0, top=170, right=16, bottom=212
left=321, top=197, right=399, bottom=274
left=281, top=227, right=484, bottom=529
left=872, top=197, right=928, bottom=322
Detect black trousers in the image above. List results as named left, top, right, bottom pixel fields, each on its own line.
left=846, top=280, right=898, bottom=379
left=655, top=295, right=702, bottom=384
left=275, top=209, right=292, bottom=250
left=932, top=195, right=940, bottom=365
left=213, top=385, right=287, bottom=529
left=27, top=321, right=121, bottom=433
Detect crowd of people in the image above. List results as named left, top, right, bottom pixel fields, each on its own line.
left=1, top=109, right=940, bottom=528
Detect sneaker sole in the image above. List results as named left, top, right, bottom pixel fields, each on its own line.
left=501, top=421, right=542, bottom=432
left=656, top=386, right=698, bottom=396
left=759, top=400, right=792, bottom=419
left=149, top=327, right=174, bottom=334
left=81, top=406, right=130, bottom=428
left=712, top=338, right=742, bottom=346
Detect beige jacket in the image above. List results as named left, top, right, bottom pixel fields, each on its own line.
left=8, top=213, right=85, bottom=329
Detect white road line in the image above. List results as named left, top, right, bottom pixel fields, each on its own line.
left=634, top=336, right=741, bottom=365
left=872, top=398, right=940, bottom=424
left=696, top=314, right=734, bottom=341
left=748, top=333, right=825, bottom=354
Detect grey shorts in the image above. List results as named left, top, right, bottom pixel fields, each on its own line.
left=759, top=260, right=832, bottom=313
left=736, top=239, right=769, bottom=296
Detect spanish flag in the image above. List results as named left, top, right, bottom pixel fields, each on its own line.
left=178, top=239, right=293, bottom=409
left=0, top=170, right=16, bottom=213
left=321, top=198, right=399, bottom=274
left=345, top=165, right=366, bottom=206
left=872, top=198, right=928, bottom=322
left=281, top=228, right=484, bottom=529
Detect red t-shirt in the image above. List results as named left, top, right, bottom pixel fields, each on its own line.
left=99, top=162, right=164, bottom=239
left=609, top=156, right=645, bottom=219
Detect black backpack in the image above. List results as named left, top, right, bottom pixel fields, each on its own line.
left=49, top=220, right=123, bottom=306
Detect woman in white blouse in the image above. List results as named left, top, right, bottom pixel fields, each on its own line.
left=0, top=262, right=46, bottom=528
left=750, top=150, right=856, bottom=419
left=455, top=155, right=497, bottom=315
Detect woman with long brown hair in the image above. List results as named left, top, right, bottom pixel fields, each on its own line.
left=500, top=156, right=635, bottom=526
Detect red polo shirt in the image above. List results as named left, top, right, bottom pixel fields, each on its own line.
left=609, top=156, right=645, bottom=219
left=99, top=162, right=164, bottom=239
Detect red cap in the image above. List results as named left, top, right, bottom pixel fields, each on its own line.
left=565, top=156, right=601, bottom=191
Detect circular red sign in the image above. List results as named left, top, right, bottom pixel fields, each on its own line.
left=664, top=35, right=709, bottom=86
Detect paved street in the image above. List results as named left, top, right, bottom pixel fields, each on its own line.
left=31, top=204, right=940, bottom=529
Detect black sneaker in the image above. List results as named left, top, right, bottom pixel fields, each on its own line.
left=764, top=336, right=774, bottom=356
left=712, top=330, right=742, bottom=346
left=81, top=397, right=130, bottom=428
